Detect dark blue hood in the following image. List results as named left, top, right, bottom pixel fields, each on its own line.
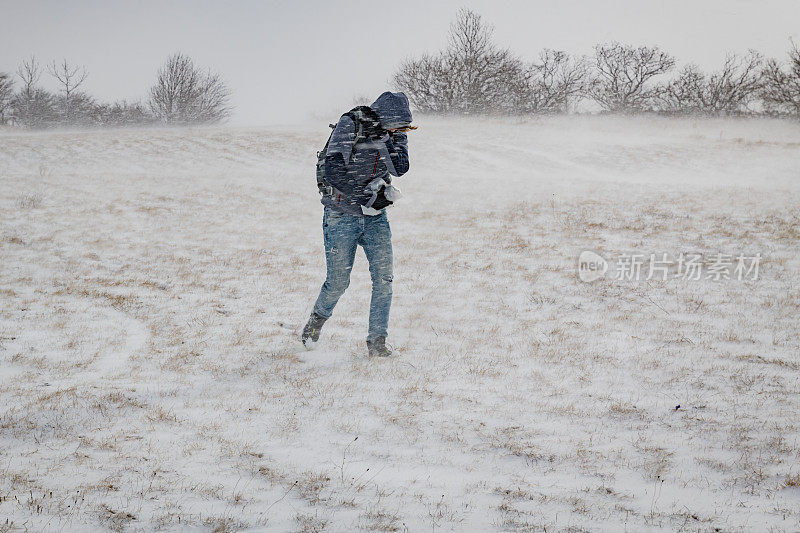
left=371, top=91, right=412, bottom=129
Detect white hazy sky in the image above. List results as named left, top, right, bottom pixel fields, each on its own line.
left=2, top=0, right=799, bottom=125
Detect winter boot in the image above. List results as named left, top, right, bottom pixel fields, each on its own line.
left=301, top=312, right=327, bottom=348
left=366, top=336, right=392, bottom=357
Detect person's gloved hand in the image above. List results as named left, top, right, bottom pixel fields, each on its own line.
left=370, top=186, right=393, bottom=210
left=388, top=131, right=407, bottom=145
left=385, top=131, right=407, bottom=156
left=383, top=136, right=397, bottom=155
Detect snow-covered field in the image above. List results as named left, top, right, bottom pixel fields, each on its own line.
left=1, top=115, right=799, bottom=532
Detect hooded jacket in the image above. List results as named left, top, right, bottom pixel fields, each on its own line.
left=322, top=91, right=412, bottom=215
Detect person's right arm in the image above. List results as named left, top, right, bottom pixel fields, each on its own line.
left=385, top=132, right=409, bottom=176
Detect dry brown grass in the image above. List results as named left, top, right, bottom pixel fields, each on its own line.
left=1, top=120, right=798, bottom=531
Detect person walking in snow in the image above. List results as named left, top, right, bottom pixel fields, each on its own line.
left=301, top=91, right=413, bottom=357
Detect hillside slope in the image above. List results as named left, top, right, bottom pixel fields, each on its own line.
left=1, top=116, right=799, bottom=531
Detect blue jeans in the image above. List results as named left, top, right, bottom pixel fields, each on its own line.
left=312, top=207, right=393, bottom=341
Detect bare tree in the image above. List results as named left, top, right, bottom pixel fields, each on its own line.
left=394, top=9, right=526, bottom=114
left=148, top=53, right=231, bottom=124
left=16, top=56, right=41, bottom=98
left=519, top=49, right=590, bottom=113
left=661, top=51, right=762, bottom=115
left=93, top=100, right=154, bottom=127
left=708, top=51, right=763, bottom=112
left=351, top=93, right=373, bottom=107
left=0, top=72, right=14, bottom=124
left=47, top=59, right=90, bottom=124
left=394, top=53, right=455, bottom=113
left=761, top=40, right=800, bottom=117
left=444, top=9, right=523, bottom=113
left=14, top=56, right=56, bottom=128
left=659, top=64, right=705, bottom=114
left=589, top=42, right=675, bottom=112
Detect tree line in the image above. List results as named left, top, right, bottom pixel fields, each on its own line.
left=0, top=53, right=231, bottom=129
left=394, top=9, right=800, bottom=118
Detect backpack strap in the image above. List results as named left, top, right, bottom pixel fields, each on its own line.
left=316, top=108, right=384, bottom=196
left=315, top=124, right=337, bottom=195
left=345, top=106, right=383, bottom=145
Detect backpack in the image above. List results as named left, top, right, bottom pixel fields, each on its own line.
left=315, top=106, right=383, bottom=195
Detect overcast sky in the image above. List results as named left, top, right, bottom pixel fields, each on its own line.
left=2, top=0, right=799, bottom=125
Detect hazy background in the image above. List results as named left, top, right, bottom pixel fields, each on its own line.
left=2, top=0, right=799, bottom=125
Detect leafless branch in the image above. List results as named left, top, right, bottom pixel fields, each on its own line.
left=394, top=8, right=526, bottom=115
left=761, top=39, right=800, bottom=116
left=589, top=42, right=675, bottom=112
left=661, top=51, right=763, bottom=115
left=0, top=72, right=14, bottom=124
left=522, top=49, right=590, bottom=113
left=148, top=53, right=231, bottom=124
left=16, top=56, right=41, bottom=97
